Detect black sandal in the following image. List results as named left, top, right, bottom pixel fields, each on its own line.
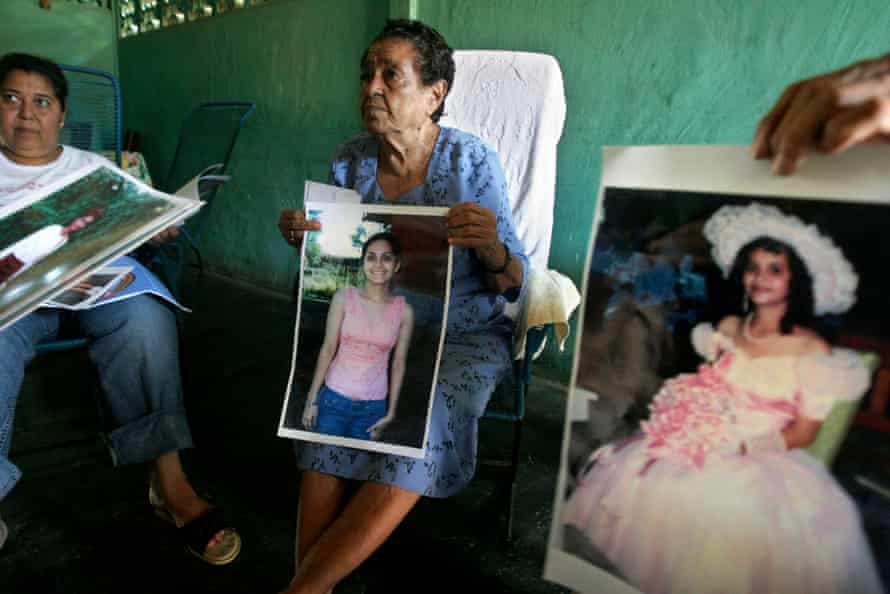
left=150, top=484, right=242, bottom=565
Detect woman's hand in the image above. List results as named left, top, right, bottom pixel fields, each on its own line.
left=753, top=53, right=890, bottom=175
left=148, top=225, right=180, bottom=246
left=70, top=281, right=96, bottom=295
left=278, top=209, right=321, bottom=247
left=367, top=415, right=394, bottom=441
left=302, top=398, right=319, bottom=431
left=446, top=203, right=507, bottom=271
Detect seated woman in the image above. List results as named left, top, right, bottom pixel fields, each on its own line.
left=278, top=20, right=526, bottom=594
left=0, top=52, right=240, bottom=564
left=302, top=232, right=414, bottom=442
left=563, top=202, right=883, bottom=594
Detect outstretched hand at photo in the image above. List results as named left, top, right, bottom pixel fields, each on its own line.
left=753, top=52, right=890, bottom=175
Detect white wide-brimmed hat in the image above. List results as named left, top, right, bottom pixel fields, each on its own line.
left=703, top=202, right=857, bottom=315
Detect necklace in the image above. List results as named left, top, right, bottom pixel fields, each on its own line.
left=743, top=314, right=779, bottom=343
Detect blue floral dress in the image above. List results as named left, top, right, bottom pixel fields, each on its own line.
left=294, top=127, right=529, bottom=497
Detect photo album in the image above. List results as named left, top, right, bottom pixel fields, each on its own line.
left=0, top=163, right=202, bottom=330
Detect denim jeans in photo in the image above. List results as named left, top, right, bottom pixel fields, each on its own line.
left=314, top=385, right=387, bottom=440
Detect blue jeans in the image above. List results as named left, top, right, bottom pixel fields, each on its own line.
left=0, top=295, right=193, bottom=501
left=314, top=385, right=387, bottom=440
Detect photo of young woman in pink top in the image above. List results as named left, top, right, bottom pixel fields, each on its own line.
left=301, top=232, right=415, bottom=441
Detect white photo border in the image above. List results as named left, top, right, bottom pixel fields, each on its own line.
left=0, top=164, right=202, bottom=331
left=544, top=144, right=890, bottom=593
left=277, top=202, right=452, bottom=459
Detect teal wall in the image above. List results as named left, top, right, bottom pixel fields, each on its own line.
left=0, top=0, right=117, bottom=74
left=417, top=1, right=889, bottom=295
left=118, top=0, right=890, bottom=380
left=417, top=0, right=890, bottom=378
left=119, top=0, right=388, bottom=291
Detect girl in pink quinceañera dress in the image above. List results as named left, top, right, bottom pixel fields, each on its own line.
left=563, top=203, right=884, bottom=594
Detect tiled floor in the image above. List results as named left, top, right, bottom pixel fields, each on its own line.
left=3, top=269, right=890, bottom=594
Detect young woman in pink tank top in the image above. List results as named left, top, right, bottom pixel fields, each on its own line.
left=302, top=232, right=415, bottom=441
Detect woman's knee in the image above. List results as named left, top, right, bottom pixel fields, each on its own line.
left=0, top=311, right=59, bottom=382
left=81, top=296, right=177, bottom=352
left=300, top=470, right=347, bottom=502
left=0, top=326, right=32, bottom=373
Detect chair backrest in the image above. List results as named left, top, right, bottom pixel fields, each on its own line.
left=58, top=64, right=121, bottom=166
left=161, top=102, right=255, bottom=241
left=805, top=348, right=878, bottom=466
left=439, top=50, right=566, bottom=271
left=35, top=65, right=122, bottom=356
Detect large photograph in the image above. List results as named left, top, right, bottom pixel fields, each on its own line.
left=545, top=146, right=889, bottom=594
left=0, top=163, right=201, bottom=330
left=278, top=202, right=451, bottom=458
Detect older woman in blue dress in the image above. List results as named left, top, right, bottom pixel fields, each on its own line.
left=278, top=20, right=526, bottom=594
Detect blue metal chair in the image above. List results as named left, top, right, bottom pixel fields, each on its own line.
left=479, top=326, right=550, bottom=541
left=34, top=64, right=122, bottom=356
left=58, top=64, right=122, bottom=167
left=139, top=101, right=256, bottom=297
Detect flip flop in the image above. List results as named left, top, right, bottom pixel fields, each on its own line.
left=149, top=484, right=242, bottom=566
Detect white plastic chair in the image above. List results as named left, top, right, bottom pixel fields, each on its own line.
left=440, top=50, right=573, bottom=540
left=440, top=50, right=566, bottom=271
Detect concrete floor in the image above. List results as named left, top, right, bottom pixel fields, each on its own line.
left=4, top=268, right=890, bottom=594
left=0, top=269, right=570, bottom=594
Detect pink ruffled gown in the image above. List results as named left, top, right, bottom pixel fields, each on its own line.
left=563, top=324, right=884, bottom=594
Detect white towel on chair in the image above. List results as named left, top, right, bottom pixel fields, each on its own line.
left=515, top=268, right=580, bottom=360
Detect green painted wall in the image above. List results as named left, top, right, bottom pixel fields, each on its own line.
left=416, top=0, right=890, bottom=378
left=0, top=0, right=117, bottom=73
left=119, top=0, right=388, bottom=291
left=119, top=0, right=890, bottom=380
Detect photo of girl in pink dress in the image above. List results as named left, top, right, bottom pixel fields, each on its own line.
left=301, top=232, right=415, bottom=441
left=557, top=198, right=885, bottom=594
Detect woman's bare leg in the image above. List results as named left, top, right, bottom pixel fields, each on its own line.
left=282, top=471, right=348, bottom=594
left=151, top=450, right=224, bottom=548
left=296, top=470, right=348, bottom=565
left=284, top=480, right=421, bottom=594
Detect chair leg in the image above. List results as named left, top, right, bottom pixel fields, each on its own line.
left=504, top=419, right=524, bottom=543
